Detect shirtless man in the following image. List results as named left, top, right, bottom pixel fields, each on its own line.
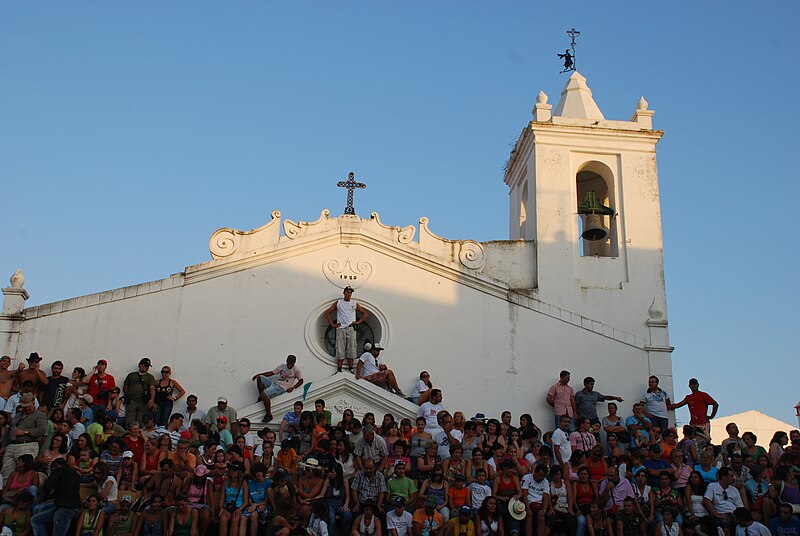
left=143, top=458, right=184, bottom=506
left=0, top=355, right=21, bottom=411
left=15, top=353, right=48, bottom=396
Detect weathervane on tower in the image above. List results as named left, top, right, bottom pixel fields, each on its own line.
left=558, top=27, right=580, bottom=74
left=337, top=171, right=366, bottom=215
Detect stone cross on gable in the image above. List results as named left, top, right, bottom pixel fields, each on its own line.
left=337, top=172, right=366, bottom=215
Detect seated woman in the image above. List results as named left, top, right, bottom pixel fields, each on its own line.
left=35, top=432, right=68, bottom=474
left=351, top=500, right=382, bottom=536
left=133, top=493, right=169, bottom=536
left=92, top=460, right=119, bottom=515
left=0, top=454, right=39, bottom=511
left=325, top=463, right=353, bottom=536
left=0, top=490, right=33, bottom=536
left=184, top=464, right=213, bottom=536
left=170, top=494, right=199, bottom=536
left=418, top=465, right=450, bottom=522
left=411, top=371, right=433, bottom=405
left=466, top=447, right=493, bottom=484
left=336, top=408, right=355, bottom=432
left=218, top=461, right=249, bottom=536
left=573, top=466, right=599, bottom=536
left=443, top=444, right=466, bottom=484
left=546, top=465, right=577, bottom=534
left=416, top=442, right=440, bottom=484
left=633, top=469, right=655, bottom=528
left=76, top=493, right=105, bottom=536
left=652, top=471, right=683, bottom=525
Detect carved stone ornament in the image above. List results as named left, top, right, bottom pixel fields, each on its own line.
left=647, top=297, right=664, bottom=320
left=209, top=210, right=282, bottom=259
left=323, top=259, right=373, bottom=289
left=370, top=212, right=415, bottom=244
left=332, top=398, right=366, bottom=415
left=284, top=209, right=331, bottom=239
left=10, top=269, right=24, bottom=289
left=459, top=240, right=487, bottom=270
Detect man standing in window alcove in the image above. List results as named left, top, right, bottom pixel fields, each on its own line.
left=325, top=285, right=369, bottom=373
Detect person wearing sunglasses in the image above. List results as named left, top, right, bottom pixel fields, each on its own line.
left=703, top=467, right=745, bottom=535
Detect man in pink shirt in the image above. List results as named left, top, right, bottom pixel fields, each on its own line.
left=670, top=378, right=718, bottom=436
left=546, top=370, right=578, bottom=432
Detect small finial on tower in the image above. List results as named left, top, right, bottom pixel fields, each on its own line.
left=10, top=270, right=24, bottom=289
left=532, top=90, right=553, bottom=122
left=536, top=91, right=548, bottom=104
left=630, top=96, right=655, bottom=129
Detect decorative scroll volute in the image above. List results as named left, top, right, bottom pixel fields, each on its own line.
left=209, top=210, right=282, bottom=259
left=458, top=240, right=486, bottom=270
left=370, top=212, right=416, bottom=244
left=284, top=209, right=331, bottom=240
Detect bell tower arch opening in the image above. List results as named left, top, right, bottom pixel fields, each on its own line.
left=576, top=161, right=617, bottom=258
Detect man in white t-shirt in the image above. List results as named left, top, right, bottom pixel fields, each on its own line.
left=521, top=464, right=550, bottom=536
left=251, top=354, right=304, bottom=424
left=434, top=411, right=463, bottom=460
left=732, top=507, right=770, bottom=536
left=356, top=345, right=405, bottom=396
left=387, top=496, right=414, bottom=536
left=325, top=286, right=369, bottom=373
left=551, top=414, right=573, bottom=466
left=417, top=389, right=445, bottom=435
left=703, top=468, right=745, bottom=533
left=179, top=394, right=206, bottom=432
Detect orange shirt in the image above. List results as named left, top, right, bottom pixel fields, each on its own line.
left=277, top=448, right=299, bottom=473
left=448, top=486, right=470, bottom=508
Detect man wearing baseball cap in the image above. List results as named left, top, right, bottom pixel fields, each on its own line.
left=325, top=286, right=369, bottom=373
left=122, top=358, right=157, bottom=428
left=206, top=396, right=238, bottom=436
left=83, top=358, right=116, bottom=411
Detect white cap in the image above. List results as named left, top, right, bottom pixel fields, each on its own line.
left=122, top=450, right=134, bottom=458
left=217, top=396, right=227, bottom=403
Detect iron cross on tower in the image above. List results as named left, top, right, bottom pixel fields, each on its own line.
left=337, top=172, right=366, bottom=215
left=558, top=27, right=580, bottom=74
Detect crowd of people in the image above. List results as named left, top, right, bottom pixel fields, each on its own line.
left=0, top=344, right=797, bottom=536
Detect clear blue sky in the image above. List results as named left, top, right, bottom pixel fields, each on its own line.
left=2, top=3, right=798, bottom=424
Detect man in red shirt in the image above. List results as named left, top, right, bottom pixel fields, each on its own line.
left=670, top=378, right=718, bottom=435
left=83, top=359, right=116, bottom=411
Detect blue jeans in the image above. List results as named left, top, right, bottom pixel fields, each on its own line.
left=31, top=501, right=81, bottom=536
left=154, top=400, right=173, bottom=426
left=500, top=501, right=519, bottom=534
left=328, top=497, right=353, bottom=534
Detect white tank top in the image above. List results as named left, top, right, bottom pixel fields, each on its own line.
left=336, top=299, right=357, bottom=327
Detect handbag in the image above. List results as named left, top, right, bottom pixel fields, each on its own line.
left=224, top=484, right=243, bottom=512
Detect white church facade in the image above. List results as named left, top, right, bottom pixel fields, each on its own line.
left=0, top=72, right=674, bottom=427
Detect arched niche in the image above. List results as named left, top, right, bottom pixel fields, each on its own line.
left=576, top=161, right=618, bottom=257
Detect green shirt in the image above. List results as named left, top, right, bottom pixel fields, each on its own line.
left=123, top=372, right=156, bottom=403
left=387, top=476, right=417, bottom=501
left=86, top=422, right=103, bottom=447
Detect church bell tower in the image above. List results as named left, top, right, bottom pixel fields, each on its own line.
left=503, top=71, right=669, bottom=348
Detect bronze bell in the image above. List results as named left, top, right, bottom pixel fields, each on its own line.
left=581, top=213, right=607, bottom=241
